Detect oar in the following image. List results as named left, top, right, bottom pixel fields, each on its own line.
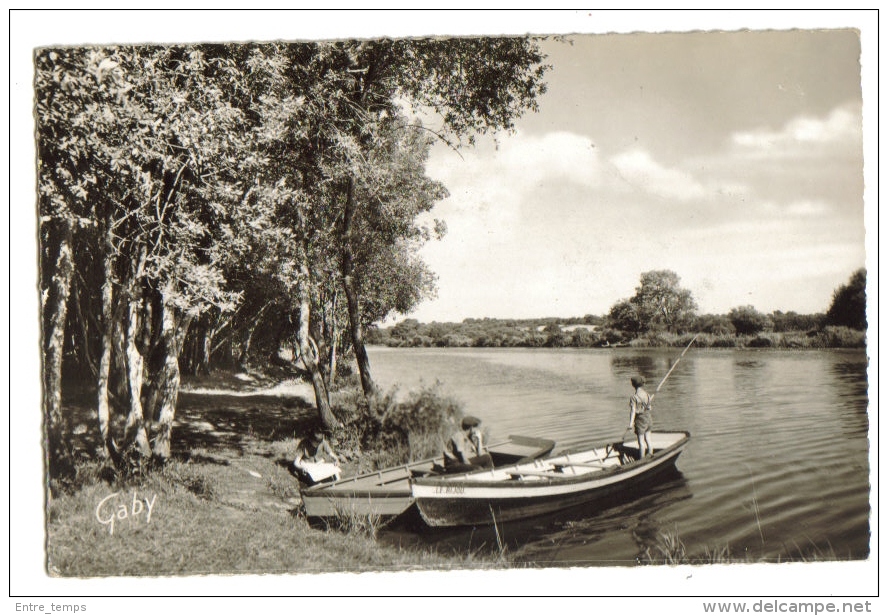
left=651, top=333, right=699, bottom=401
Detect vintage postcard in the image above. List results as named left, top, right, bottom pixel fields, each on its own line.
left=11, top=9, right=877, bottom=607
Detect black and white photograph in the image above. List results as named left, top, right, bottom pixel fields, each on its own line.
left=10, top=9, right=878, bottom=606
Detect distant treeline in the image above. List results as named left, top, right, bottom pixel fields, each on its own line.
left=371, top=268, right=868, bottom=350
left=368, top=312, right=866, bottom=349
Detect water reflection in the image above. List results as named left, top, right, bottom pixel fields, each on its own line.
left=379, top=468, right=693, bottom=566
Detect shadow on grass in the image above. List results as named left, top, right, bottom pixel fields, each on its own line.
left=172, top=391, right=316, bottom=456
left=61, top=377, right=320, bottom=466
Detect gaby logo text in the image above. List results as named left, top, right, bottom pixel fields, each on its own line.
left=95, top=491, right=157, bottom=535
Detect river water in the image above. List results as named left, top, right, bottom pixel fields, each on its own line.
left=367, top=346, right=871, bottom=566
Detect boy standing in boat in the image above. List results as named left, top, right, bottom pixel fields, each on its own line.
left=628, top=376, right=654, bottom=459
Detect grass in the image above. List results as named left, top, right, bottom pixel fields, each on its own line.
left=638, top=528, right=845, bottom=566
left=45, top=373, right=508, bottom=577
left=46, top=453, right=502, bottom=576
left=323, top=503, right=385, bottom=539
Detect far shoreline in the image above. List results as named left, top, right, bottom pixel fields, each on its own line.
left=367, top=327, right=866, bottom=351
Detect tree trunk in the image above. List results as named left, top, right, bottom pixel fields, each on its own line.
left=340, top=176, right=375, bottom=397
left=309, top=309, right=331, bottom=386
left=237, top=302, right=270, bottom=368
left=182, top=316, right=214, bottom=376
left=329, top=321, right=339, bottom=386
left=96, top=238, right=115, bottom=458
left=151, top=288, right=193, bottom=462
left=321, top=289, right=339, bottom=386
left=295, top=264, right=338, bottom=430
left=200, top=321, right=214, bottom=375
left=123, top=293, right=151, bottom=456
left=71, top=284, right=98, bottom=379
left=122, top=250, right=151, bottom=458
left=43, top=223, right=75, bottom=475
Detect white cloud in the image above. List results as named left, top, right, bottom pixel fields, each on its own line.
left=422, top=130, right=610, bottom=248
left=609, top=148, right=707, bottom=201
left=428, top=130, right=604, bottom=196
left=783, top=200, right=831, bottom=217
left=730, top=103, right=862, bottom=157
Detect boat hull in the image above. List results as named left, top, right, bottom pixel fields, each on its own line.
left=301, top=435, right=555, bottom=520
left=412, top=431, right=689, bottom=527
left=302, top=491, right=417, bottom=519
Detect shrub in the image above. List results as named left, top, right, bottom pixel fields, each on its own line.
left=709, top=335, right=739, bottom=348
left=332, top=386, right=407, bottom=471
left=747, top=335, right=775, bottom=348
left=570, top=330, right=595, bottom=347
left=674, top=333, right=700, bottom=348
left=729, top=305, right=773, bottom=336
left=699, top=315, right=735, bottom=336
left=781, top=332, right=811, bottom=348
left=629, top=333, right=669, bottom=348
left=815, top=326, right=866, bottom=348
left=382, top=382, right=464, bottom=460
left=596, top=328, right=623, bottom=345
left=331, top=382, right=465, bottom=469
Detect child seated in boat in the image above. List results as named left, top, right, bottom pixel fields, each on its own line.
left=293, top=430, right=342, bottom=485
left=443, top=416, right=494, bottom=473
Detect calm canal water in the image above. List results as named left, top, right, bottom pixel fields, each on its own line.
left=368, top=346, right=871, bottom=566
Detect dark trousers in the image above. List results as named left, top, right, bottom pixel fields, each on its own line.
left=444, top=453, right=494, bottom=474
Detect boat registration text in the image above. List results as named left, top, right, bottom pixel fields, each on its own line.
left=435, top=485, right=465, bottom=495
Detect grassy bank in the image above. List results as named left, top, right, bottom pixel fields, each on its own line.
left=638, top=528, right=843, bottom=566
left=46, top=376, right=498, bottom=577
left=47, top=457, right=496, bottom=576
left=627, top=327, right=865, bottom=349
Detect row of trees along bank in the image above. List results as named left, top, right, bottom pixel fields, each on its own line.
left=37, top=41, right=550, bottom=479
left=369, top=269, right=867, bottom=348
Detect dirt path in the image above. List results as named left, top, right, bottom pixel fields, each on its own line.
left=173, top=375, right=320, bottom=514
left=65, top=372, right=324, bottom=516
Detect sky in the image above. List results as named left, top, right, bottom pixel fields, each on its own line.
left=409, top=29, right=867, bottom=322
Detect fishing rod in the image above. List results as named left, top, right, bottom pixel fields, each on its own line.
left=652, top=333, right=699, bottom=399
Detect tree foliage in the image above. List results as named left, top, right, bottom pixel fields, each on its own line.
left=607, top=270, right=697, bottom=334
left=728, top=305, right=773, bottom=336
left=607, top=300, right=642, bottom=336
left=35, top=38, right=550, bottom=473
left=825, top=269, right=867, bottom=330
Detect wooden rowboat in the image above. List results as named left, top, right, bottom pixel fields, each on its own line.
left=301, top=435, right=556, bottom=520
left=410, top=431, right=690, bottom=527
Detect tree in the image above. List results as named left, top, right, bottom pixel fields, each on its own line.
left=825, top=269, right=867, bottom=330
left=37, top=45, right=251, bottom=466
left=607, top=299, right=642, bottom=336
left=728, top=305, right=772, bottom=336
left=34, top=37, right=550, bottom=467
left=609, top=270, right=698, bottom=334
left=696, top=314, right=735, bottom=336
left=277, top=38, right=549, bottom=398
